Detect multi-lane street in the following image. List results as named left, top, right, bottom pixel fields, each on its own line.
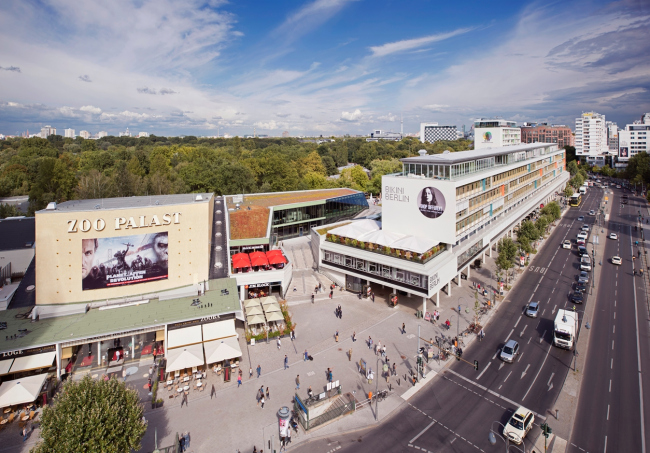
left=569, top=188, right=650, bottom=453
left=296, top=184, right=649, bottom=453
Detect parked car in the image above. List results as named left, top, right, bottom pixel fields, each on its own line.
left=578, top=271, right=589, bottom=284
left=574, top=283, right=587, bottom=293
left=611, top=256, right=622, bottom=265
left=571, top=291, right=585, bottom=304
left=581, top=256, right=592, bottom=271
left=562, top=240, right=571, bottom=249
left=577, top=232, right=588, bottom=240
left=500, top=339, right=520, bottom=363
left=503, top=407, right=535, bottom=444
left=581, top=224, right=590, bottom=231
left=578, top=245, right=588, bottom=256
left=525, top=302, right=539, bottom=318
left=577, top=237, right=586, bottom=245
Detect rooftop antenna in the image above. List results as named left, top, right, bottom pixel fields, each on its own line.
left=400, top=113, right=403, bottom=137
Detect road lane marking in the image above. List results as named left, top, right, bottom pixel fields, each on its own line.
left=547, top=372, right=555, bottom=386
left=492, top=352, right=498, bottom=360
left=607, top=405, right=610, bottom=420
left=604, top=435, right=608, bottom=453
left=504, top=371, right=512, bottom=382
left=541, top=330, right=547, bottom=344
left=521, top=364, right=530, bottom=379
left=528, top=336, right=532, bottom=344
left=520, top=325, right=527, bottom=337
left=476, top=362, right=491, bottom=380
left=611, top=358, right=614, bottom=369
left=514, top=316, right=521, bottom=328
left=609, top=380, right=612, bottom=392
left=613, top=325, right=615, bottom=334
left=498, top=362, right=504, bottom=370
left=409, top=420, right=436, bottom=444
left=612, top=340, right=615, bottom=350
left=614, top=312, right=616, bottom=319
left=522, top=342, right=553, bottom=401
left=552, top=305, right=557, bottom=314
left=505, top=329, right=515, bottom=343
left=517, top=352, right=524, bottom=362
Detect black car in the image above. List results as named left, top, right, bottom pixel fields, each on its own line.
left=578, top=246, right=588, bottom=256
left=571, top=291, right=584, bottom=304
left=574, top=284, right=587, bottom=293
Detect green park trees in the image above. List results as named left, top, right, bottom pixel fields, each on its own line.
left=31, top=376, right=146, bottom=453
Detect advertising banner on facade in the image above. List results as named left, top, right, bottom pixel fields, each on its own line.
left=82, top=232, right=168, bottom=290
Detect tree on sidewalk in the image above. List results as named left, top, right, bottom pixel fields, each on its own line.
left=32, top=375, right=146, bottom=453
left=496, top=238, right=517, bottom=285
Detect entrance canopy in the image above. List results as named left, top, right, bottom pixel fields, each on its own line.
left=167, top=325, right=202, bottom=349
left=0, top=373, right=48, bottom=408
left=203, top=337, right=242, bottom=365
left=10, top=352, right=56, bottom=373
left=165, top=344, right=205, bottom=373
left=202, top=319, right=237, bottom=342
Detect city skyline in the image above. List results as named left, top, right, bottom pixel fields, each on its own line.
left=0, top=0, right=649, bottom=137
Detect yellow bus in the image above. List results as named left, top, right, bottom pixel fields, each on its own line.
left=569, top=194, right=581, bottom=207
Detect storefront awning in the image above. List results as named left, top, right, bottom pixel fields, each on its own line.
left=0, top=359, right=13, bottom=376
left=263, top=303, right=281, bottom=313
left=167, top=325, right=203, bottom=349
left=203, top=337, right=242, bottom=365
left=202, top=319, right=237, bottom=342
left=0, top=373, right=48, bottom=408
left=165, top=344, right=205, bottom=373
left=265, top=312, right=285, bottom=322
left=9, top=352, right=56, bottom=373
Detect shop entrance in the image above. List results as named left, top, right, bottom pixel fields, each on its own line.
left=345, top=275, right=363, bottom=293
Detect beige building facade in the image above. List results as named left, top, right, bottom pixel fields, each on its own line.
left=35, top=194, right=214, bottom=305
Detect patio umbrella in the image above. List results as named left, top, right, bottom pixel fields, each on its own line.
left=232, top=255, right=251, bottom=269
left=250, top=254, right=269, bottom=267
left=165, top=345, right=205, bottom=373
left=243, top=299, right=262, bottom=308
left=204, top=337, right=242, bottom=364
left=246, top=314, right=266, bottom=325
left=263, top=303, right=281, bottom=313
left=268, top=254, right=287, bottom=265
left=266, top=249, right=283, bottom=257
left=245, top=305, right=264, bottom=316
left=0, top=373, right=47, bottom=408
left=259, top=296, right=278, bottom=305
left=265, top=311, right=285, bottom=322
left=232, top=253, right=250, bottom=261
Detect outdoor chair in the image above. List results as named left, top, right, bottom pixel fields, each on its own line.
left=200, top=385, right=205, bottom=392
left=29, top=411, right=35, bottom=420
left=7, top=413, right=15, bottom=424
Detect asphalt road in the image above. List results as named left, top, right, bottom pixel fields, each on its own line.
left=295, top=189, right=607, bottom=453
left=568, top=187, right=650, bottom=453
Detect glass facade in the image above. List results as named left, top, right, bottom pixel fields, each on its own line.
left=272, top=193, right=368, bottom=241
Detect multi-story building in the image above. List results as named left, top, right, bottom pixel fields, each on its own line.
left=282, top=131, right=290, bottom=138
left=79, top=130, right=91, bottom=139
left=314, top=143, right=568, bottom=312
left=618, top=113, right=650, bottom=163
left=474, top=119, right=520, bottom=149
left=521, top=123, right=574, bottom=148
left=419, top=123, right=458, bottom=143
left=606, top=121, right=619, bottom=153
left=575, top=112, right=608, bottom=166
left=366, top=130, right=402, bottom=142
left=119, top=127, right=132, bottom=138
left=97, top=131, right=108, bottom=139
left=64, top=128, right=75, bottom=138
left=40, top=125, right=56, bottom=139
left=137, top=132, right=149, bottom=138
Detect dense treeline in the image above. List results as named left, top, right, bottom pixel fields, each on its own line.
left=0, top=135, right=472, bottom=214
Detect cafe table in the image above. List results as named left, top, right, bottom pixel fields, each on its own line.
left=183, top=376, right=190, bottom=383
left=166, top=379, right=174, bottom=386
left=21, top=415, right=29, bottom=422
left=3, top=408, right=10, bottom=414
left=196, top=381, right=203, bottom=387
left=176, top=388, right=183, bottom=394
left=183, top=385, right=189, bottom=392
left=0, top=419, right=7, bottom=425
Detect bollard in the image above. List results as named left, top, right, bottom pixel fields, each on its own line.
left=556, top=409, right=559, bottom=420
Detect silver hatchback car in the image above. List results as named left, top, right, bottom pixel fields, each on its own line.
left=500, top=339, right=520, bottom=363
left=525, top=302, right=539, bottom=318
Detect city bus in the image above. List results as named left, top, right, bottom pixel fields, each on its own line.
left=569, top=194, right=582, bottom=207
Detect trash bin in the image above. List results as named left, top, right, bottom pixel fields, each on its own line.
left=278, top=406, right=291, bottom=439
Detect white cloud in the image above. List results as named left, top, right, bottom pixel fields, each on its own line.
left=340, top=109, right=362, bottom=122
left=378, top=113, right=397, bottom=121
left=423, top=104, right=449, bottom=111
left=275, top=0, right=355, bottom=41
left=369, top=28, right=472, bottom=58
left=254, top=120, right=279, bottom=130
left=80, top=105, right=101, bottom=114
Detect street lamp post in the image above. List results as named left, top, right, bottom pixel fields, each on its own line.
left=488, top=421, right=526, bottom=453
left=457, top=297, right=467, bottom=340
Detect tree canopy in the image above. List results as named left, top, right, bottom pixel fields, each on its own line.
left=32, top=376, right=146, bottom=453
left=0, top=135, right=472, bottom=214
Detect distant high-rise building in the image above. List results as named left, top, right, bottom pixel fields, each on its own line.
left=97, top=131, right=108, bottom=138
left=520, top=123, right=574, bottom=148
left=119, top=127, right=132, bottom=138
left=419, top=123, right=458, bottom=143
left=473, top=119, right=520, bottom=149
left=40, top=125, right=56, bottom=138
left=64, top=128, right=75, bottom=138
left=137, top=132, right=149, bottom=138
left=575, top=112, right=608, bottom=166
left=282, top=131, right=290, bottom=138
left=617, top=113, right=650, bottom=164
left=79, top=130, right=91, bottom=139
left=606, top=121, right=619, bottom=153
left=366, top=130, right=402, bottom=142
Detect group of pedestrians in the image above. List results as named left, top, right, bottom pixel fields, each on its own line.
left=256, top=385, right=270, bottom=408
left=335, top=305, right=343, bottom=318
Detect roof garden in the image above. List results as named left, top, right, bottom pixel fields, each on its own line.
left=225, top=188, right=358, bottom=210
left=229, top=206, right=270, bottom=240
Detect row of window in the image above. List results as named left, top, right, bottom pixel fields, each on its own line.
left=322, top=251, right=428, bottom=289
left=469, top=187, right=500, bottom=210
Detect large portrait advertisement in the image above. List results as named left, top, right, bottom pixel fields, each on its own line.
left=417, top=187, right=446, bottom=219
left=82, top=232, right=169, bottom=290
left=619, top=147, right=628, bottom=158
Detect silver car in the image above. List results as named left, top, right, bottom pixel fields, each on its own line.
left=500, top=339, right=520, bottom=363
left=525, top=302, right=539, bottom=318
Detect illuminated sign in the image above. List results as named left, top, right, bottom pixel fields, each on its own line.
left=68, top=213, right=181, bottom=233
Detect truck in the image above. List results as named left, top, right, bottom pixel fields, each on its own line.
left=579, top=186, right=587, bottom=195
left=554, top=309, right=578, bottom=349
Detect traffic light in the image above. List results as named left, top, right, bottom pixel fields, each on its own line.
left=541, top=422, right=553, bottom=438
left=474, top=360, right=479, bottom=371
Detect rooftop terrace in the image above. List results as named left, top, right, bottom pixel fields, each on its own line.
left=39, top=193, right=214, bottom=213
left=225, top=188, right=357, bottom=210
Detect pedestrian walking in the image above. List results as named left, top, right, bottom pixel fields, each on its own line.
left=311, top=293, right=315, bottom=304
left=257, top=364, right=261, bottom=378
left=319, top=282, right=322, bottom=292
left=371, top=292, right=375, bottom=302
left=122, top=368, right=127, bottom=382
left=22, top=427, right=28, bottom=443
left=348, top=347, right=352, bottom=361
left=304, top=349, right=309, bottom=361
left=237, top=375, right=242, bottom=387
left=250, top=367, right=253, bottom=378
left=291, top=330, right=296, bottom=341
left=376, top=341, right=381, bottom=356
left=329, top=290, right=333, bottom=299
left=284, top=355, right=289, bottom=369
left=392, top=362, right=396, bottom=376
left=458, top=304, right=461, bottom=313
left=266, top=387, right=270, bottom=400
left=368, top=336, right=373, bottom=349
left=340, top=305, right=343, bottom=319
left=260, top=395, right=265, bottom=408
left=402, top=323, right=406, bottom=334
left=295, top=375, right=300, bottom=390
left=382, top=345, right=386, bottom=357
left=277, top=338, right=281, bottom=349
left=148, top=378, right=152, bottom=393
left=287, top=428, right=292, bottom=445
left=352, top=331, right=356, bottom=342
left=335, top=330, right=339, bottom=342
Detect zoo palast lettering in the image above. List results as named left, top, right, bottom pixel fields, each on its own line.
left=68, top=212, right=182, bottom=233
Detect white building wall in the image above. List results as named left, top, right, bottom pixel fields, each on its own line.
left=474, top=127, right=521, bottom=149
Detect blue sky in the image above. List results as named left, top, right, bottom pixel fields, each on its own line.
left=0, top=0, right=649, bottom=137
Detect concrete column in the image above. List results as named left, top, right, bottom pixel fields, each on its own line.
left=436, top=291, right=440, bottom=307
left=164, top=323, right=168, bottom=358
left=97, top=342, right=101, bottom=366
left=422, top=297, right=427, bottom=315
left=131, top=335, right=135, bottom=363
left=487, top=243, right=492, bottom=257
left=240, top=285, right=246, bottom=301
left=466, top=264, right=471, bottom=280
left=448, top=282, right=452, bottom=297
left=457, top=272, right=462, bottom=287
left=55, top=343, right=62, bottom=382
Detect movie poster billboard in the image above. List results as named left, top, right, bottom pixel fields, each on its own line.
left=82, top=232, right=168, bottom=290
